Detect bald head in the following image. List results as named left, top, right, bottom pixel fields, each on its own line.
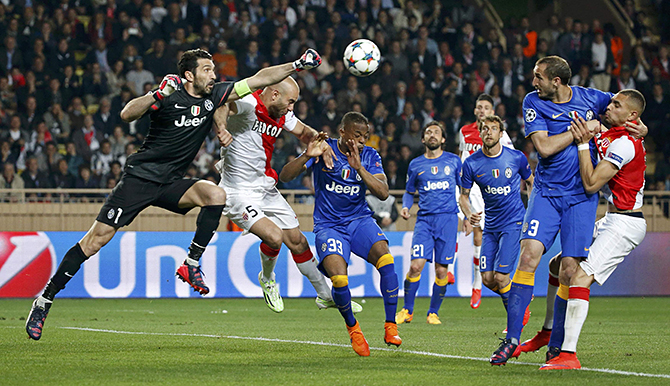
left=262, top=77, right=301, bottom=119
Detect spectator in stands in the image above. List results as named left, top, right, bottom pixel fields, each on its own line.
left=125, top=58, right=154, bottom=96
left=0, top=162, right=24, bottom=202
left=51, top=158, right=75, bottom=189
left=72, top=114, right=104, bottom=163
left=117, top=142, right=136, bottom=168
left=652, top=45, right=670, bottom=81
left=401, top=118, right=424, bottom=157
left=539, top=14, right=562, bottom=50
left=589, top=31, right=614, bottom=92
left=73, top=164, right=99, bottom=201
left=91, top=139, right=114, bottom=178
left=101, top=161, right=123, bottom=189
left=0, top=140, right=17, bottom=168
left=611, top=65, right=635, bottom=93
left=387, top=40, right=410, bottom=80
left=336, top=76, right=367, bottom=114
left=1, top=115, right=29, bottom=152
left=384, top=158, right=404, bottom=190
left=0, top=36, right=22, bottom=76
left=367, top=192, right=399, bottom=231
left=22, top=156, right=51, bottom=191
left=43, top=103, right=71, bottom=143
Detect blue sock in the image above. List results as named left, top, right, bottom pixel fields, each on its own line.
left=332, top=285, right=356, bottom=327
left=506, top=270, right=535, bottom=344
left=500, top=291, right=510, bottom=311
left=403, top=276, right=420, bottom=314
left=377, top=256, right=399, bottom=323
left=428, top=282, right=447, bottom=315
left=548, top=284, right=569, bottom=349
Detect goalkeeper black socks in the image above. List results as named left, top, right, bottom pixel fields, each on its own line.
left=42, top=243, right=88, bottom=300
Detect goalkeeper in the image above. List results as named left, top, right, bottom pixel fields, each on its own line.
left=25, top=48, right=322, bottom=341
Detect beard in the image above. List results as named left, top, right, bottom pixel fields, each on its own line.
left=425, top=142, right=442, bottom=150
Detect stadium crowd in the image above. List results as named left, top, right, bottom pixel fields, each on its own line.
left=0, top=0, right=669, bottom=202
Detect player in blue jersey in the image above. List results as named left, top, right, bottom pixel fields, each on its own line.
left=279, top=112, right=402, bottom=356
left=459, top=115, right=533, bottom=319
left=490, top=55, right=615, bottom=365
left=394, top=121, right=462, bottom=326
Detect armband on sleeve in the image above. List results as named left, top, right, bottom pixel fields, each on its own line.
left=234, top=79, right=252, bottom=98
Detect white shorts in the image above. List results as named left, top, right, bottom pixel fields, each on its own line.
left=220, top=185, right=300, bottom=231
left=469, top=183, right=486, bottom=229
left=580, top=212, right=646, bottom=285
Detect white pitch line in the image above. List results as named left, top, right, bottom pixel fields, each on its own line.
left=60, top=326, right=670, bottom=379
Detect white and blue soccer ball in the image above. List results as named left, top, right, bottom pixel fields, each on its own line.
left=343, top=39, right=381, bottom=77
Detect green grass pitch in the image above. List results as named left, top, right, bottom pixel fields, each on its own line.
left=1, top=297, right=669, bottom=385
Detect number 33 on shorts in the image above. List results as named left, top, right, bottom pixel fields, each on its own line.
left=523, top=219, right=540, bottom=237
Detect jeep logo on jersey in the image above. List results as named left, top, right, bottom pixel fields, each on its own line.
left=0, top=232, right=56, bottom=297
left=505, top=167, right=512, bottom=178
left=492, top=169, right=500, bottom=178
left=423, top=180, right=450, bottom=191
left=175, top=115, right=207, bottom=127
left=431, top=166, right=438, bottom=174
left=484, top=185, right=511, bottom=195
left=251, top=120, right=283, bottom=138
left=191, top=106, right=200, bottom=116
left=325, top=181, right=360, bottom=196
left=204, top=99, right=214, bottom=111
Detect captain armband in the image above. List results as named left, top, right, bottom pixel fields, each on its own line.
left=234, top=79, right=252, bottom=98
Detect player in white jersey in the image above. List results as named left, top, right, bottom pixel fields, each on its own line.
left=458, top=94, right=514, bottom=308
left=541, top=90, right=647, bottom=370
left=215, top=77, right=362, bottom=313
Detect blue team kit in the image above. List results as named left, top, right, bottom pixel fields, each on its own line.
left=521, top=86, right=613, bottom=257
left=306, top=139, right=387, bottom=265
left=462, top=146, right=531, bottom=273
left=405, top=152, right=461, bottom=264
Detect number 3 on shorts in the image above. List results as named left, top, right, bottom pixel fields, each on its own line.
left=527, top=219, right=540, bottom=237
left=327, top=238, right=343, bottom=254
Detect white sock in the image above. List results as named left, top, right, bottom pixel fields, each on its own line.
left=296, top=258, right=331, bottom=300
left=448, top=260, right=455, bottom=275
left=260, top=247, right=278, bottom=282
left=544, top=274, right=559, bottom=330
left=472, top=245, right=482, bottom=290
left=562, top=298, right=589, bottom=352
left=185, top=257, right=199, bottom=266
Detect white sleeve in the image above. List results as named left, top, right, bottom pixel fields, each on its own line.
left=458, top=129, right=465, bottom=152
left=604, top=136, right=635, bottom=169
left=282, top=111, right=298, bottom=132
left=501, top=131, right=515, bottom=149
left=234, top=94, right=256, bottom=116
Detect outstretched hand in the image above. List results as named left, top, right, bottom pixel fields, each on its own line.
left=304, top=132, right=330, bottom=158
left=293, top=48, right=322, bottom=72
left=155, top=74, right=182, bottom=100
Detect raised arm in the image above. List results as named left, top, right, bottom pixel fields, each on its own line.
left=227, top=49, right=321, bottom=103
left=344, top=139, right=388, bottom=200
left=279, top=132, right=329, bottom=183
left=291, top=120, right=336, bottom=168
left=121, top=74, right=181, bottom=122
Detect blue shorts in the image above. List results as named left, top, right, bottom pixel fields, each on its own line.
left=521, top=189, right=598, bottom=258
left=411, top=213, right=458, bottom=265
left=314, top=216, right=388, bottom=273
left=481, top=226, right=521, bottom=274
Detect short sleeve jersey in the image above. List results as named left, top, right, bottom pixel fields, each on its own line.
left=405, top=151, right=462, bottom=216
left=461, top=146, right=531, bottom=231
left=219, top=90, right=298, bottom=189
left=523, top=86, right=612, bottom=197
left=306, top=138, right=384, bottom=230
left=595, top=126, right=646, bottom=210
left=124, top=82, right=234, bottom=183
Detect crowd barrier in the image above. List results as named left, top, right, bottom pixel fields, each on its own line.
left=1, top=231, right=667, bottom=299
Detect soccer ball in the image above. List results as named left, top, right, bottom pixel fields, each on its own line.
left=343, top=39, right=381, bottom=77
